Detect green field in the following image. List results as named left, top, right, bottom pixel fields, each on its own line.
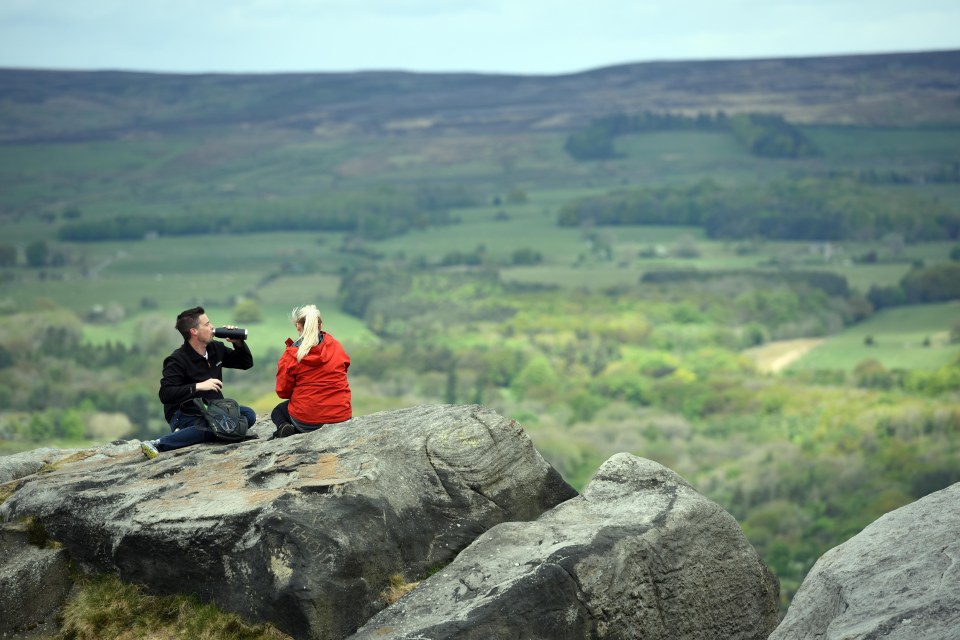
left=792, top=302, right=960, bottom=371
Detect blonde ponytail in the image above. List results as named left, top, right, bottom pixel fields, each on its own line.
left=291, top=304, right=322, bottom=362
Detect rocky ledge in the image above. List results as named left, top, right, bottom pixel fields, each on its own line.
left=1, top=404, right=781, bottom=639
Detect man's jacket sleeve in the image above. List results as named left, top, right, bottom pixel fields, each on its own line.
left=158, top=353, right=195, bottom=406
left=222, top=340, right=254, bottom=370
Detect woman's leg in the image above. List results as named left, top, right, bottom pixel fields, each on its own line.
left=271, top=401, right=292, bottom=428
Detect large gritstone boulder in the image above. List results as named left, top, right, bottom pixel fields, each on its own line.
left=352, top=453, right=780, bottom=640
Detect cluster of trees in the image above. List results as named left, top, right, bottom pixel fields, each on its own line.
left=57, top=185, right=477, bottom=242
left=557, top=178, right=960, bottom=242
left=563, top=110, right=817, bottom=161
left=0, top=319, right=163, bottom=441
left=0, top=241, right=65, bottom=268
left=868, top=262, right=960, bottom=309
left=850, top=356, right=960, bottom=394
left=727, top=113, right=819, bottom=158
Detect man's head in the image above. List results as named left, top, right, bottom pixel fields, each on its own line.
left=175, top=306, right=213, bottom=343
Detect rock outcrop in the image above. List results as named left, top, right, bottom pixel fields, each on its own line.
left=353, top=453, right=781, bottom=640
left=1, top=404, right=577, bottom=639
left=0, top=521, right=73, bottom=636
left=0, top=447, right=84, bottom=484
left=770, top=482, right=960, bottom=640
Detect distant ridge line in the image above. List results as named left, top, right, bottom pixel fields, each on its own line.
left=1, top=49, right=958, bottom=143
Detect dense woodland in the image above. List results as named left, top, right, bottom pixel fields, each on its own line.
left=2, top=53, right=960, bottom=611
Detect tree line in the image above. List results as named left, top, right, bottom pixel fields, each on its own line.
left=868, top=262, right=960, bottom=309
left=557, top=178, right=960, bottom=242
left=56, top=185, right=477, bottom=242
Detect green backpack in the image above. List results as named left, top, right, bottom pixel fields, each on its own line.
left=191, top=397, right=253, bottom=442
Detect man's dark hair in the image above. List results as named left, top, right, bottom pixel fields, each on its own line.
left=175, top=306, right=205, bottom=341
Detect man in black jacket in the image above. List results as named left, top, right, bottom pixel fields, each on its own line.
left=142, top=306, right=256, bottom=459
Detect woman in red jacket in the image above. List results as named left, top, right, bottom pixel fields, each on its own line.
left=271, top=304, right=352, bottom=438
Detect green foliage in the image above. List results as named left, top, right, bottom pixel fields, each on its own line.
left=563, top=125, right=617, bottom=160
left=57, top=185, right=475, bottom=242
left=867, top=284, right=906, bottom=309
left=728, top=113, right=819, bottom=158
left=506, top=187, right=528, bottom=204
left=511, top=355, right=561, bottom=400
left=558, top=178, right=959, bottom=242
left=0, top=243, right=17, bottom=267
left=25, top=240, right=49, bottom=267
left=853, top=359, right=895, bottom=389
left=900, top=262, right=960, bottom=303
left=338, top=267, right=413, bottom=320
left=510, top=247, right=543, bottom=266
left=439, top=245, right=487, bottom=267
left=567, top=390, right=607, bottom=424
left=232, top=299, right=263, bottom=324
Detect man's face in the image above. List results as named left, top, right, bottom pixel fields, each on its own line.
left=194, top=314, right=214, bottom=344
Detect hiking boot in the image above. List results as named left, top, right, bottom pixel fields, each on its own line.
left=270, top=423, right=299, bottom=439
left=141, top=440, right=159, bottom=459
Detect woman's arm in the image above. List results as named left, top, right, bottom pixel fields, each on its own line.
left=275, top=352, right=296, bottom=399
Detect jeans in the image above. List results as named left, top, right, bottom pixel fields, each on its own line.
left=157, top=405, right=257, bottom=452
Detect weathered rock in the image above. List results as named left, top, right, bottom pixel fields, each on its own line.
left=351, top=453, right=780, bottom=640
left=0, top=447, right=84, bottom=484
left=770, top=482, right=960, bottom=640
left=0, top=521, right=73, bottom=636
left=0, top=404, right=577, bottom=640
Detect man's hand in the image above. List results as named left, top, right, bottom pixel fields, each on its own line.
left=197, top=378, right=223, bottom=392
left=223, top=324, right=243, bottom=344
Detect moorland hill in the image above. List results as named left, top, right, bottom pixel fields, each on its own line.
left=1, top=49, right=959, bottom=144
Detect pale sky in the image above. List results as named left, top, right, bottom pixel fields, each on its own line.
left=1, top=0, right=957, bottom=75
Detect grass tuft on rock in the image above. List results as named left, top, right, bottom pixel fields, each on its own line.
left=57, top=574, right=291, bottom=640
left=379, top=573, right=422, bottom=605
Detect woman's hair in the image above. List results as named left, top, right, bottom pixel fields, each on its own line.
left=291, top=304, right=322, bottom=362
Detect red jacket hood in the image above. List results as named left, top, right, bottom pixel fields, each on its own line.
left=284, top=334, right=337, bottom=367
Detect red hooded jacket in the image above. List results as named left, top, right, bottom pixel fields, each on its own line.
left=275, top=332, right=352, bottom=424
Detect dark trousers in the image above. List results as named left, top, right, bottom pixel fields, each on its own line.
left=157, top=405, right=256, bottom=452
left=271, top=400, right=325, bottom=432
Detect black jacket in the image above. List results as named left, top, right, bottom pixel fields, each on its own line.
left=158, top=340, right=254, bottom=422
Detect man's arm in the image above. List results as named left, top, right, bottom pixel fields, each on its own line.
left=158, top=353, right=197, bottom=406
left=222, top=340, right=254, bottom=370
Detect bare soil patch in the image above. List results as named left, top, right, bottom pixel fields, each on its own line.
left=743, top=338, right=826, bottom=373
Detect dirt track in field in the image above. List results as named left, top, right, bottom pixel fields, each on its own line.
left=743, top=338, right=826, bottom=373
